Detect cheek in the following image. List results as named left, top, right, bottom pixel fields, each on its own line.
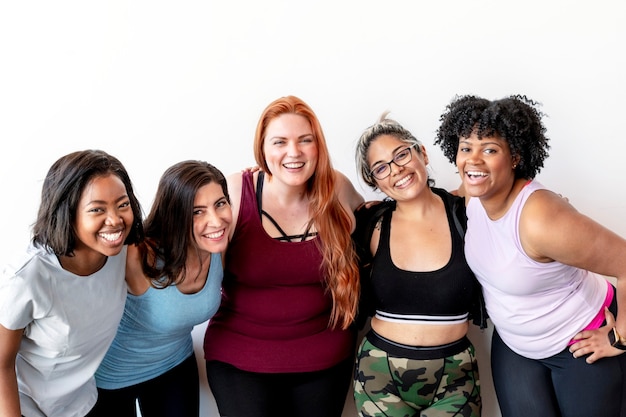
left=122, top=211, right=135, bottom=227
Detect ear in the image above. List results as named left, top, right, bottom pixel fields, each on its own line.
left=512, top=154, right=521, bottom=168
left=420, top=145, right=429, bottom=165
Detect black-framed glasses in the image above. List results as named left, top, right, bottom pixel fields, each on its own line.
left=369, top=144, right=418, bottom=180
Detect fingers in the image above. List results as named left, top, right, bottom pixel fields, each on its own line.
left=585, top=352, right=599, bottom=364
left=604, top=307, right=616, bottom=327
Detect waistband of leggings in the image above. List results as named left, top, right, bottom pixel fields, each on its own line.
left=365, top=329, right=471, bottom=360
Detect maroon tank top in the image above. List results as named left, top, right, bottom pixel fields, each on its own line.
left=203, top=171, right=355, bottom=372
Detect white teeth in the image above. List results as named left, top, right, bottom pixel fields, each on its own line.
left=467, top=171, right=488, bottom=177
left=284, top=162, right=304, bottom=169
left=206, top=229, right=225, bottom=239
left=100, top=231, right=122, bottom=241
left=395, top=175, right=411, bottom=187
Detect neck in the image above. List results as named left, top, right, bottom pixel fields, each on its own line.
left=394, top=188, right=440, bottom=220
left=481, top=178, right=529, bottom=220
left=263, top=175, right=309, bottom=206
left=59, top=253, right=107, bottom=276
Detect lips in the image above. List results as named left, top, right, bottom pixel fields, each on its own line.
left=204, top=229, right=226, bottom=240
left=283, top=162, right=305, bottom=169
left=99, top=230, right=124, bottom=242
left=466, top=170, right=488, bottom=179
left=394, top=174, right=413, bottom=188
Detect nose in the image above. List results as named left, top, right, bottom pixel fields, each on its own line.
left=461, top=148, right=482, bottom=164
left=286, top=141, right=301, bottom=157
left=204, top=210, right=222, bottom=227
left=389, top=160, right=404, bottom=176
left=106, top=210, right=124, bottom=226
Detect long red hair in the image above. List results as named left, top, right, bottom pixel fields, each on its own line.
left=253, top=95, right=359, bottom=330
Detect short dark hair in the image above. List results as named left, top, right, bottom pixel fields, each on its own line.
left=32, top=149, right=144, bottom=255
left=434, top=94, right=550, bottom=179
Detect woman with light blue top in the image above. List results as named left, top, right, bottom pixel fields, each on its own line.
left=92, top=160, right=232, bottom=417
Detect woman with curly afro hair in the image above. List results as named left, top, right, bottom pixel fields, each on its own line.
left=435, top=95, right=626, bottom=417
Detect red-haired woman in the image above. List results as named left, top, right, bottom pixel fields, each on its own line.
left=204, top=95, right=363, bottom=417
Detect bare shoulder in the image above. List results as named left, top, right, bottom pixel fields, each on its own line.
left=516, top=186, right=626, bottom=280
left=226, top=171, right=244, bottom=200
left=226, top=171, right=245, bottom=239
left=520, top=188, right=622, bottom=269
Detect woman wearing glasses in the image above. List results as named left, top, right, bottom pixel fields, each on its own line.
left=352, top=113, right=486, bottom=417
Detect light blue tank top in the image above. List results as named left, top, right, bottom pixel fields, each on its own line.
left=95, top=252, right=223, bottom=389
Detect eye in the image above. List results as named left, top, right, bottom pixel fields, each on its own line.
left=394, top=148, right=411, bottom=162
left=193, top=209, right=203, bottom=216
left=372, top=164, right=389, bottom=178
left=119, top=200, right=131, bottom=209
left=215, top=198, right=229, bottom=208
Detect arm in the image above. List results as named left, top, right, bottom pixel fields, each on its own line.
left=334, top=170, right=364, bottom=211
left=125, top=243, right=150, bottom=295
left=225, top=171, right=244, bottom=241
left=0, top=324, right=23, bottom=416
left=520, top=190, right=626, bottom=363
left=334, top=170, right=364, bottom=232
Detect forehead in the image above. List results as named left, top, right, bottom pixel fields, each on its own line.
left=265, top=113, right=312, bottom=137
left=462, top=132, right=505, bottom=143
left=368, top=134, right=409, bottom=159
left=79, top=174, right=126, bottom=202
left=194, top=181, right=224, bottom=204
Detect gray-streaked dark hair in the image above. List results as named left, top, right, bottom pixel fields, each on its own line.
left=355, top=111, right=426, bottom=189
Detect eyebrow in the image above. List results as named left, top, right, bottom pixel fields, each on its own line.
left=460, top=138, right=504, bottom=147
left=371, top=145, right=409, bottom=166
left=83, top=194, right=129, bottom=207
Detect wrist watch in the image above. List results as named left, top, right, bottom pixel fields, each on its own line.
left=608, top=327, right=626, bottom=350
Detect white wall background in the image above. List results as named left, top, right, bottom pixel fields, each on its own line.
left=1, top=1, right=624, bottom=416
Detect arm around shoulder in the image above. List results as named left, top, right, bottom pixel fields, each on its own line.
left=334, top=170, right=364, bottom=212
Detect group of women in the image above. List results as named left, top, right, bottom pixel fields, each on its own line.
left=1, top=94, right=625, bottom=417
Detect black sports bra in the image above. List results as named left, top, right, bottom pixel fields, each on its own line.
left=370, top=194, right=477, bottom=324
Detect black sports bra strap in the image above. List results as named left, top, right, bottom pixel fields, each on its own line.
left=255, top=171, right=317, bottom=242
left=261, top=209, right=290, bottom=240
left=256, top=171, right=265, bottom=217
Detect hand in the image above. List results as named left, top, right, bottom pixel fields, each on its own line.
left=569, top=308, right=624, bottom=363
left=242, top=166, right=260, bottom=173
left=355, top=200, right=382, bottom=211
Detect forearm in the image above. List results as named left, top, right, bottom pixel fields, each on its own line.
left=614, top=277, right=626, bottom=337
left=0, top=368, right=21, bottom=417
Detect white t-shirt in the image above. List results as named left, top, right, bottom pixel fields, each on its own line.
left=0, top=244, right=127, bottom=417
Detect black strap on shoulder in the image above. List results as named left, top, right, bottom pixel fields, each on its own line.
left=256, top=171, right=265, bottom=217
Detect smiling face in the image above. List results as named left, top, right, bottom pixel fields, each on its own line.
left=456, top=132, right=519, bottom=201
left=191, top=181, right=232, bottom=255
left=367, top=134, right=429, bottom=201
left=73, top=174, right=134, bottom=259
left=262, top=113, right=318, bottom=187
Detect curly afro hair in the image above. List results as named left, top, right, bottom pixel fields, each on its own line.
left=434, top=94, right=550, bottom=180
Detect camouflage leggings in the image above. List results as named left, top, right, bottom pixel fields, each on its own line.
left=353, top=330, right=481, bottom=417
